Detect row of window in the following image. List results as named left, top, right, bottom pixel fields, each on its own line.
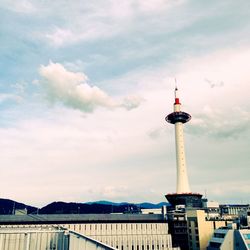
left=66, top=223, right=166, bottom=233
left=120, top=245, right=165, bottom=250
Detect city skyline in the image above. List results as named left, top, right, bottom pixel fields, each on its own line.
left=0, top=0, right=250, bottom=207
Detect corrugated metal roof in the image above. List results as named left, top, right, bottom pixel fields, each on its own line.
left=0, top=213, right=165, bottom=224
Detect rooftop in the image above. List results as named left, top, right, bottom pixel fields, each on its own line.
left=0, top=213, right=165, bottom=225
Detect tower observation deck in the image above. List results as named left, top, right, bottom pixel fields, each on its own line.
left=165, top=87, right=202, bottom=208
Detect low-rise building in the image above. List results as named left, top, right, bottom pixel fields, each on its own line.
left=0, top=213, right=178, bottom=250
left=220, top=205, right=250, bottom=220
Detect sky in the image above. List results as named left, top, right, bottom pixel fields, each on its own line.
left=0, top=0, right=250, bottom=207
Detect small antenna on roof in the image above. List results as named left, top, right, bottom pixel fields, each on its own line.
left=174, top=78, right=178, bottom=90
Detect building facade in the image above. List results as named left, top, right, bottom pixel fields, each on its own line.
left=186, top=210, right=231, bottom=250
left=0, top=214, right=179, bottom=250
left=0, top=226, right=116, bottom=250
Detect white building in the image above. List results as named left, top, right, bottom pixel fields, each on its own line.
left=0, top=213, right=179, bottom=250
left=202, top=200, right=220, bottom=219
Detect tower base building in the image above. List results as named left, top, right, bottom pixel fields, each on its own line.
left=165, top=193, right=203, bottom=209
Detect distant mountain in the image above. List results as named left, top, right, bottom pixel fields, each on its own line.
left=85, top=200, right=121, bottom=206
left=138, top=202, right=169, bottom=209
left=86, top=201, right=169, bottom=208
left=0, top=198, right=169, bottom=215
left=0, top=198, right=37, bottom=215
left=39, top=201, right=140, bottom=214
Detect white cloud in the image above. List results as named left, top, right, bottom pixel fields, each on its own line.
left=0, top=0, right=36, bottom=13
left=0, top=93, right=22, bottom=103
left=121, top=95, right=145, bottom=110
left=45, top=28, right=74, bottom=47
left=39, top=62, right=142, bottom=112
left=41, top=0, right=187, bottom=47
left=135, top=0, right=185, bottom=12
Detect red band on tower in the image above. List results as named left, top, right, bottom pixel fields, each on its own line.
left=175, top=98, right=180, bottom=104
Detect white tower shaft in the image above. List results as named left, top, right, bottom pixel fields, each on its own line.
left=174, top=120, right=191, bottom=193
left=174, top=95, right=191, bottom=193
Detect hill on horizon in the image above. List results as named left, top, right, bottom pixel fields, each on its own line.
left=0, top=198, right=169, bottom=215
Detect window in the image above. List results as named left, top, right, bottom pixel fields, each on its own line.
left=243, top=234, right=250, bottom=240
left=214, top=233, right=225, bottom=238
left=209, top=242, right=221, bottom=248
left=196, top=241, right=199, bottom=248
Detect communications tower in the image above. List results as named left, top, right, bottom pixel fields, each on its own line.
left=165, top=87, right=202, bottom=208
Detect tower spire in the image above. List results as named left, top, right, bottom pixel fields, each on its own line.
left=174, top=86, right=180, bottom=105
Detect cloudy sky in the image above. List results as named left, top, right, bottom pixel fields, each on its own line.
left=0, top=0, right=250, bottom=207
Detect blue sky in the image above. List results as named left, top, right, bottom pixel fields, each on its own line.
left=0, top=0, right=250, bottom=207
